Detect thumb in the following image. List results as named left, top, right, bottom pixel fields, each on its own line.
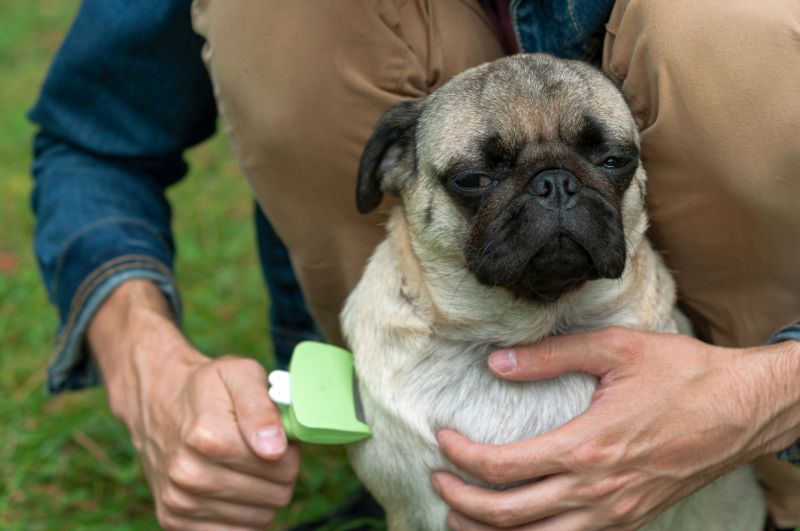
left=219, top=357, right=288, bottom=460
left=488, top=327, right=642, bottom=381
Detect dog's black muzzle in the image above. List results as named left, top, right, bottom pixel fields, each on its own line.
left=466, top=169, right=627, bottom=302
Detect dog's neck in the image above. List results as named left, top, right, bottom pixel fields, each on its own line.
left=386, top=207, right=670, bottom=347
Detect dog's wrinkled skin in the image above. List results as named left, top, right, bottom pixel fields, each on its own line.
left=342, top=55, right=764, bottom=531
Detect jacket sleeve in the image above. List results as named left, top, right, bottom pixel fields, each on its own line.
left=768, top=321, right=800, bottom=465
left=29, top=0, right=217, bottom=393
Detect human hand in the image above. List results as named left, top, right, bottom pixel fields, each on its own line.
left=89, top=280, right=299, bottom=530
left=433, top=327, right=800, bottom=530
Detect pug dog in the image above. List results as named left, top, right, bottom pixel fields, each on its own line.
left=341, top=54, right=764, bottom=530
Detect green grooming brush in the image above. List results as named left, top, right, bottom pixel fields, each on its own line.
left=268, top=341, right=372, bottom=444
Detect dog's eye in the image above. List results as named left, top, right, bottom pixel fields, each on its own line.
left=454, top=174, right=494, bottom=190
left=600, top=156, right=631, bottom=169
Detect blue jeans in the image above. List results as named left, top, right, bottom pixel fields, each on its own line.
left=255, top=204, right=321, bottom=368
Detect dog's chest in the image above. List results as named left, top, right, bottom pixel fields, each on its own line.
left=348, top=339, right=596, bottom=529
left=355, top=339, right=595, bottom=452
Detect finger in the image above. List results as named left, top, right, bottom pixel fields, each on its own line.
left=523, top=511, right=595, bottom=531
left=183, top=359, right=288, bottom=468
left=446, top=511, right=503, bottom=530
left=177, top=435, right=301, bottom=485
left=217, top=357, right=288, bottom=460
left=437, top=429, right=570, bottom=483
left=432, top=471, right=572, bottom=528
left=488, top=327, right=646, bottom=380
left=224, top=441, right=301, bottom=484
left=159, top=518, right=263, bottom=531
left=167, top=449, right=297, bottom=506
left=160, top=484, right=278, bottom=527
left=158, top=504, right=270, bottom=531
left=448, top=510, right=593, bottom=531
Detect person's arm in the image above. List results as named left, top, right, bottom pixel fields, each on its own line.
left=432, top=328, right=800, bottom=530
left=31, top=1, right=300, bottom=526
left=30, top=0, right=217, bottom=392
left=89, top=279, right=299, bottom=529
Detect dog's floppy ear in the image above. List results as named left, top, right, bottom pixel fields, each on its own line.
left=356, top=99, right=424, bottom=214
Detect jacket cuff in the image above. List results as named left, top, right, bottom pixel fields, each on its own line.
left=767, top=323, right=800, bottom=466
left=768, top=321, right=800, bottom=345
left=47, top=259, right=181, bottom=393
left=776, top=445, right=800, bottom=466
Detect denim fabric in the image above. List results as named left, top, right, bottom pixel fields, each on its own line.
left=769, top=323, right=800, bottom=345
left=768, top=325, right=800, bottom=465
left=510, top=0, right=615, bottom=64
left=255, top=205, right=322, bottom=368
left=778, top=444, right=800, bottom=467
left=30, top=0, right=216, bottom=159
left=29, top=0, right=214, bottom=393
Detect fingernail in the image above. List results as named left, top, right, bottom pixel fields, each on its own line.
left=253, top=427, right=286, bottom=456
left=489, top=349, right=517, bottom=374
left=447, top=513, right=461, bottom=530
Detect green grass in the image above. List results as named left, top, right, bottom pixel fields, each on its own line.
left=0, top=1, right=362, bottom=528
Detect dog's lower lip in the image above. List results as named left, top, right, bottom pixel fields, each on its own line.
left=529, top=231, right=588, bottom=261
left=516, top=235, right=597, bottom=299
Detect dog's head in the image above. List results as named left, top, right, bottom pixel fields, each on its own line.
left=357, top=54, right=645, bottom=302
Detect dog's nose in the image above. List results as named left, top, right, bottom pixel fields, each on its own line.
left=528, top=169, right=582, bottom=210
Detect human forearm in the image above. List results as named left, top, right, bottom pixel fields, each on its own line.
left=87, top=279, right=200, bottom=426
left=29, top=0, right=217, bottom=393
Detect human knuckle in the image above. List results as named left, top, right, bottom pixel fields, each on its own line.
left=477, top=456, right=508, bottom=484
left=223, top=356, right=263, bottom=376
left=186, top=422, right=237, bottom=459
left=156, top=507, right=184, bottom=531
left=604, top=327, right=645, bottom=360
left=484, top=498, right=519, bottom=528
left=272, top=486, right=294, bottom=508
left=606, top=495, right=642, bottom=524
left=168, top=452, right=207, bottom=491
left=247, top=508, right=276, bottom=528
left=258, top=508, right=277, bottom=525
left=572, top=442, right=628, bottom=476
left=583, top=476, right=625, bottom=500
left=193, top=361, right=221, bottom=383
left=159, top=517, right=181, bottom=531
left=626, top=513, right=654, bottom=531
left=569, top=441, right=607, bottom=470
left=161, top=484, right=195, bottom=514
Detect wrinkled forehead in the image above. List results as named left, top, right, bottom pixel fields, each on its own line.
left=416, top=55, right=637, bottom=171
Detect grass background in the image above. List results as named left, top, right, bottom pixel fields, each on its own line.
left=0, top=0, right=365, bottom=528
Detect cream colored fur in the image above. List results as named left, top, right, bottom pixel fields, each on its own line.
left=343, top=211, right=763, bottom=530
left=342, top=55, right=765, bottom=530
